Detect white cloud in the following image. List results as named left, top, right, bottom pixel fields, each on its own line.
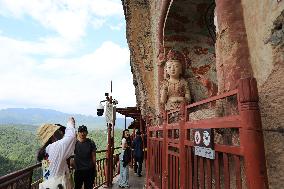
left=92, top=18, right=107, bottom=30
left=0, top=0, right=124, bottom=41
left=89, top=0, right=123, bottom=17
left=0, top=35, right=135, bottom=115
left=109, top=22, right=124, bottom=31
left=0, top=35, right=75, bottom=57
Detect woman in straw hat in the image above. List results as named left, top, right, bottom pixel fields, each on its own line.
left=37, top=117, right=77, bottom=189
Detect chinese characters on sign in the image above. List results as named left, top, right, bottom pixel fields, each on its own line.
left=193, top=129, right=215, bottom=159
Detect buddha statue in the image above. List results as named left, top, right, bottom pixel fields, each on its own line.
left=160, top=50, right=191, bottom=111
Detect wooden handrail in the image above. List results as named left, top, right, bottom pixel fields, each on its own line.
left=0, top=163, right=41, bottom=184
left=0, top=146, right=122, bottom=189
left=186, top=89, right=238, bottom=109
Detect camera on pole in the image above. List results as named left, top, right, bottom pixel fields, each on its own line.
left=97, top=102, right=104, bottom=116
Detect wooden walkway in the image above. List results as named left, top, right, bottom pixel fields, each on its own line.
left=99, top=168, right=146, bottom=189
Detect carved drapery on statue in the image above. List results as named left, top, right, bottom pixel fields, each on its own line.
left=160, top=50, right=191, bottom=111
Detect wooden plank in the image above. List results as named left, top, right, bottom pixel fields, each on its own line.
left=159, top=142, right=162, bottom=188
left=167, top=141, right=179, bottom=148
left=171, top=155, right=174, bottom=189
left=234, top=155, right=242, bottom=189
left=149, top=137, right=163, bottom=142
left=173, top=156, right=176, bottom=189
left=214, top=152, right=220, bottom=189
left=200, top=157, right=205, bottom=189
left=168, top=151, right=179, bottom=156
left=193, top=155, right=198, bottom=189
left=188, top=147, right=193, bottom=189
left=185, top=147, right=188, bottom=189
left=186, top=89, right=238, bottom=109
left=159, top=142, right=162, bottom=182
left=149, top=126, right=163, bottom=131
left=166, top=123, right=180, bottom=129
left=186, top=143, right=243, bottom=155
left=206, top=159, right=212, bottom=189
left=178, top=157, right=180, bottom=189
left=223, top=153, right=230, bottom=189
left=185, top=115, right=241, bottom=129
left=185, top=140, right=194, bottom=147
left=215, top=144, right=243, bottom=156
left=173, top=155, right=176, bottom=189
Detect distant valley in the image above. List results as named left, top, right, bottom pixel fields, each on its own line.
left=0, top=108, right=133, bottom=130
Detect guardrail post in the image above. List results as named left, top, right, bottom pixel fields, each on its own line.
left=105, top=123, right=113, bottom=187
left=238, top=77, right=269, bottom=189
left=162, top=111, right=167, bottom=189
left=179, top=103, right=186, bottom=189
left=146, top=116, right=151, bottom=188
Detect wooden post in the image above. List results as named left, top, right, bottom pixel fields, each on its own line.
left=162, top=111, right=167, bottom=189
left=179, top=103, right=186, bottom=189
left=238, top=77, right=269, bottom=189
left=125, top=115, right=126, bottom=130
left=146, top=116, right=151, bottom=188
left=106, top=123, right=113, bottom=187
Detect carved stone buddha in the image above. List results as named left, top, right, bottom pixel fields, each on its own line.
left=160, top=50, right=191, bottom=111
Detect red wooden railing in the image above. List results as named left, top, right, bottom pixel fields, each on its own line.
left=94, top=147, right=121, bottom=189
left=147, top=78, right=269, bottom=189
left=0, top=163, right=42, bottom=189
left=0, top=147, right=121, bottom=189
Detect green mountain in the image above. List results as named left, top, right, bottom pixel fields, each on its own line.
left=0, top=108, right=133, bottom=130
left=0, top=126, right=40, bottom=176
left=0, top=125, right=123, bottom=177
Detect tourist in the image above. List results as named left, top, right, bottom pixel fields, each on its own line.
left=73, top=125, right=97, bottom=189
left=132, top=130, right=144, bottom=177
left=117, top=138, right=131, bottom=188
left=122, top=129, right=132, bottom=147
left=37, top=117, right=76, bottom=189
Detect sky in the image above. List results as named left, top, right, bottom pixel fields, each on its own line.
left=0, top=0, right=136, bottom=116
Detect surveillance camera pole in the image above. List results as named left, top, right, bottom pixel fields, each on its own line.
left=105, top=81, right=115, bottom=187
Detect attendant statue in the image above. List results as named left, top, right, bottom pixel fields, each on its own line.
left=160, top=50, right=191, bottom=111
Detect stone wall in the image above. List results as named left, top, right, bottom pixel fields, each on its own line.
left=241, top=1, right=284, bottom=188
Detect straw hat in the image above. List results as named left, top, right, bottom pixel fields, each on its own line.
left=37, top=124, right=60, bottom=146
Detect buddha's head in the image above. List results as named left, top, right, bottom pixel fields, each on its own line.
left=165, top=49, right=185, bottom=79
left=166, top=59, right=182, bottom=79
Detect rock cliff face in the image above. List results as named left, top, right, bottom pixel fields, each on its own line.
left=242, top=2, right=284, bottom=188
left=123, top=0, right=283, bottom=187
left=123, top=0, right=156, bottom=117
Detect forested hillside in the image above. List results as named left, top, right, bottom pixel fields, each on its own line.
left=0, top=125, right=123, bottom=176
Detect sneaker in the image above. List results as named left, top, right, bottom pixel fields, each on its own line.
left=138, top=174, right=142, bottom=177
